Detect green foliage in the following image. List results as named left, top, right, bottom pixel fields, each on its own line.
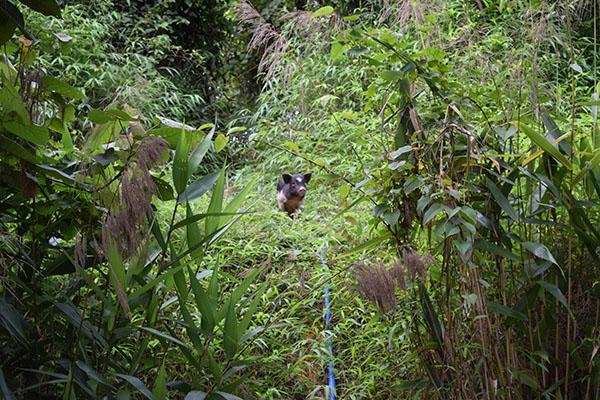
left=2, top=0, right=600, bottom=399
left=0, top=3, right=262, bottom=399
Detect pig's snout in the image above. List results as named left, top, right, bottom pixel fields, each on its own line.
left=298, top=187, right=307, bottom=195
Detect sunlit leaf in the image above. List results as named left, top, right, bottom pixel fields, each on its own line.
left=313, top=5, right=334, bottom=17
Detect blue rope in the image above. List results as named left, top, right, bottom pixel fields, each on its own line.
left=320, top=250, right=336, bottom=399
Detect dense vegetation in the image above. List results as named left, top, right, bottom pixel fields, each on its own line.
left=1, top=0, right=599, bottom=399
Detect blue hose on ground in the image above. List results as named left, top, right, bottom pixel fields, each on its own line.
left=319, top=248, right=336, bottom=399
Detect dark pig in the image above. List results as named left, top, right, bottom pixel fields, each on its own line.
left=276, top=173, right=312, bottom=218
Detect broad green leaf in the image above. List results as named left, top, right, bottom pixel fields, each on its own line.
left=223, top=299, right=239, bottom=358
left=176, top=291, right=203, bottom=349
left=330, top=42, right=347, bottom=61
left=157, top=116, right=195, bottom=130
left=55, top=302, right=106, bottom=346
left=129, top=265, right=183, bottom=299
left=0, top=8, right=17, bottom=45
left=187, top=266, right=216, bottom=334
left=0, top=1, right=26, bottom=41
left=188, top=128, right=214, bottom=178
left=88, top=109, right=111, bottom=124
left=488, top=301, right=527, bottom=321
left=419, top=283, right=444, bottom=351
left=173, top=130, right=190, bottom=195
left=44, top=76, right=84, bottom=99
left=0, top=368, right=16, bottom=400
left=518, top=122, right=572, bottom=170
left=113, top=373, right=156, bottom=400
left=173, top=268, right=188, bottom=302
left=222, top=178, right=256, bottom=224
left=152, top=364, right=167, bottom=400
left=423, top=203, right=443, bottom=224
left=313, top=5, right=334, bottom=16
left=21, top=0, right=61, bottom=16
left=205, top=166, right=226, bottom=235
left=486, top=178, right=519, bottom=221
left=541, top=112, right=571, bottom=155
left=0, top=298, right=29, bottom=348
left=388, top=145, right=412, bottom=160
left=3, top=121, right=48, bottom=146
left=381, top=70, right=402, bottom=81
left=537, top=281, right=574, bottom=318
left=150, top=219, right=167, bottom=252
left=214, top=133, right=229, bottom=153
left=227, top=126, right=246, bottom=135
left=61, top=130, right=73, bottom=152
left=140, top=327, right=188, bottom=348
left=179, top=170, right=220, bottom=203
left=185, top=391, right=208, bottom=400
left=207, top=350, right=222, bottom=383
left=186, top=203, right=203, bottom=260
left=474, top=239, right=518, bottom=261
left=239, top=283, right=266, bottom=336
left=522, top=242, right=558, bottom=265
left=339, top=182, right=350, bottom=201
left=0, top=84, right=29, bottom=123
left=75, top=361, right=111, bottom=388
left=107, top=240, right=126, bottom=288
left=284, top=140, right=299, bottom=153
left=510, top=369, right=540, bottom=390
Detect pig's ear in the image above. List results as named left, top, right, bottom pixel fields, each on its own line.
left=282, top=174, right=292, bottom=184
left=303, top=173, right=312, bottom=183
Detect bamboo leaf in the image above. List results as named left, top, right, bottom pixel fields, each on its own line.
left=331, top=232, right=391, bottom=260
left=113, top=373, right=156, bottom=400
left=186, top=203, right=204, bottom=260
left=418, top=284, right=444, bottom=352
left=223, top=299, right=239, bottom=358
left=187, top=266, right=216, bottom=334
left=486, top=178, right=519, bottom=221
left=488, top=301, right=527, bottom=321
left=188, top=127, right=214, bottom=178
left=517, top=122, right=572, bottom=170
left=522, top=242, right=558, bottom=265
left=537, top=281, right=574, bottom=319
left=179, top=171, right=220, bottom=204
left=152, top=364, right=167, bottom=400
left=205, top=166, right=226, bottom=235
left=140, top=327, right=189, bottom=348
left=173, top=130, right=190, bottom=195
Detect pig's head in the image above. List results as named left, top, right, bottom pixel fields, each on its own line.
left=282, top=173, right=312, bottom=199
